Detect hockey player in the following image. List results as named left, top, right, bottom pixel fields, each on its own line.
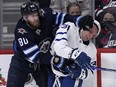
left=49, top=20, right=101, bottom=87
left=6, top=2, right=94, bottom=87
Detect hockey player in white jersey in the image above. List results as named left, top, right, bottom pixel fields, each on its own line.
left=48, top=19, right=101, bottom=87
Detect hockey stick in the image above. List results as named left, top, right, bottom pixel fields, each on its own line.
left=75, top=61, right=116, bottom=73
left=92, top=66, right=116, bottom=72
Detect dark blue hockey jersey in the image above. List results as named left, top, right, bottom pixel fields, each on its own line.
left=13, top=8, right=78, bottom=64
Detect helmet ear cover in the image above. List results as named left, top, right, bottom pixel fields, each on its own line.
left=93, top=20, right=101, bottom=37
left=79, top=20, right=101, bottom=37
left=20, top=2, right=39, bottom=16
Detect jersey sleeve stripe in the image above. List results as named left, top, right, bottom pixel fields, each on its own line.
left=55, top=13, right=60, bottom=25
left=75, top=16, right=82, bottom=27
left=29, top=51, right=40, bottom=61
left=59, top=14, right=66, bottom=26
left=23, top=45, right=39, bottom=54
left=56, top=32, right=67, bottom=35
left=55, top=38, right=68, bottom=41
left=56, top=13, right=66, bottom=27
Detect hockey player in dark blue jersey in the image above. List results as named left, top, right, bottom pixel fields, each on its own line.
left=6, top=2, right=94, bottom=87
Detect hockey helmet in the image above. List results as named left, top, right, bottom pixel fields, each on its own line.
left=93, top=20, right=101, bottom=37
left=83, top=20, right=101, bottom=37
left=20, top=2, right=39, bottom=16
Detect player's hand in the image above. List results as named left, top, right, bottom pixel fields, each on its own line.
left=74, top=52, right=93, bottom=73
left=66, top=63, right=88, bottom=79
left=69, top=49, right=94, bottom=73
left=51, top=56, right=75, bottom=72
left=75, top=52, right=94, bottom=74
left=51, top=56, right=65, bottom=68
left=78, top=15, right=94, bottom=29
left=75, top=52, right=90, bottom=68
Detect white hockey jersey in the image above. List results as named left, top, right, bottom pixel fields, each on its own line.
left=52, top=22, right=97, bottom=61
left=50, top=21, right=100, bottom=87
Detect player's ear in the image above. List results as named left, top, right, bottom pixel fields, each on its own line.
left=23, top=15, right=28, bottom=21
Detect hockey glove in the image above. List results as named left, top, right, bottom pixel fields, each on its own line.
left=70, top=49, right=93, bottom=73
left=76, top=52, right=94, bottom=73
left=51, top=56, right=74, bottom=72
left=78, top=15, right=94, bottom=30
left=66, top=63, right=88, bottom=79
left=75, top=52, right=90, bottom=68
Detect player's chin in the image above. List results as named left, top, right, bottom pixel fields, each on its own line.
left=84, top=36, right=93, bottom=41
left=33, top=23, right=40, bottom=28
left=82, top=38, right=89, bottom=41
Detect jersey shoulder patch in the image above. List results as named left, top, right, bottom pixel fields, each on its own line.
left=18, top=28, right=27, bottom=34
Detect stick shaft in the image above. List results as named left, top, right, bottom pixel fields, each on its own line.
left=92, top=66, right=116, bottom=72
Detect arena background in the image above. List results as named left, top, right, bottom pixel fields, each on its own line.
left=0, top=0, right=95, bottom=50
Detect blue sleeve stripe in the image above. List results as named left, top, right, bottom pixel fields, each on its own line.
left=56, top=32, right=67, bottom=35
left=75, top=16, right=82, bottom=27
left=57, top=13, right=63, bottom=26
left=13, top=41, right=18, bottom=53
left=23, top=45, right=39, bottom=55
left=25, top=48, right=40, bottom=62
left=59, top=14, right=66, bottom=26
left=56, top=13, right=65, bottom=26
left=55, top=13, right=60, bottom=25
left=29, top=51, right=40, bottom=61
left=55, top=38, right=68, bottom=41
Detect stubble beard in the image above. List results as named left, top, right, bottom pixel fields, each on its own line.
left=28, top=20, right=40, bottom=29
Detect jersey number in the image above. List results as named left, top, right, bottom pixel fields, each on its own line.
left=18, top=38, right=29, bottom=46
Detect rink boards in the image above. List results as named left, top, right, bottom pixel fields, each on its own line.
left=0, top=49, right=116, bottom=87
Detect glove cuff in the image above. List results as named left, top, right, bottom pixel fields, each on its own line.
left=69, top=48, right=81, bottom=60
left=51, top=56, right=65, bottom=68
left=78, top=69, right=88, bottom=79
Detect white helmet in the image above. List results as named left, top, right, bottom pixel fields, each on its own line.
left=93, top=20, right=101, bottom=37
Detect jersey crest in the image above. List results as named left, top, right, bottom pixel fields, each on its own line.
left=38, top=38, right=51, bottom=53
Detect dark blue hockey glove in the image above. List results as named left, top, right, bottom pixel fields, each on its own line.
left=51, top=56, right=74, bottom=72
left=51, top=56, right=65, bottom=68
left=75, top=52, right=94, bottom=74
left=69, top=48, right=94, bottom=73
left=66, top=63, right=88, bottom=79
left=75, top=52, right=90, bottom=68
